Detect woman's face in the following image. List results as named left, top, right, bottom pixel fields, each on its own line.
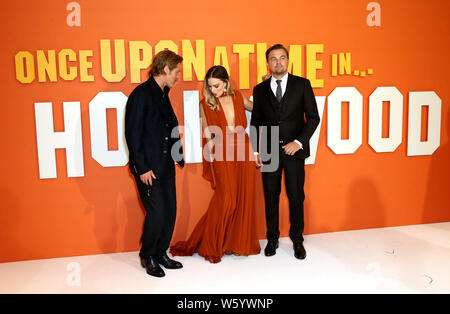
left=207, top=77, right=227, bottom=98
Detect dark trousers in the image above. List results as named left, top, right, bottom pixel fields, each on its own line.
left=262, top=151, right=305, bottom=243
left=133, top=156, right=176, bottom=258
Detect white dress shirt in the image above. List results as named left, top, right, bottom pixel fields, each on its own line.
left=270, top=72, right=288, bottom=98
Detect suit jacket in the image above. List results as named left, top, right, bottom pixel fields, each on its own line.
left=125, top=76, right=184, bottom=178
left=250, top=73, right=320, bottom=159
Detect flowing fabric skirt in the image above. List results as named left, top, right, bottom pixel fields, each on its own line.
left=170, top=157, right=260, bottom=263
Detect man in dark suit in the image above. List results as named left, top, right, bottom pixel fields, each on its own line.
left=125, top=50, right=185, bottom=277
left=250, top=44, right=320, bottom=259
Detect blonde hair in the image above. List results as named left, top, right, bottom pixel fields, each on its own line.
left=203, top=65, right=234, bottom=111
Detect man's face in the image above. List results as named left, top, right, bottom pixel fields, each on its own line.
left=165, top=63, right=181, bottom=88
left=267, top=49, right=289, bottom=76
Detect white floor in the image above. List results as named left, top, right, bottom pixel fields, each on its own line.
left=1, top=222, right=449, bottom=294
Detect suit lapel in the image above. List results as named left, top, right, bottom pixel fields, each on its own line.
left=279, top=73, right=294, bottom=115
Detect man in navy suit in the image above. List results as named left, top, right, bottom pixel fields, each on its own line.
left=125, top=50, right=184, bottom=277
left=251, top=44, right=320, bottom=260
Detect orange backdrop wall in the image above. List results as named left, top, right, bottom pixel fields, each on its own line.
left=1, top=0, right=449, bottom=262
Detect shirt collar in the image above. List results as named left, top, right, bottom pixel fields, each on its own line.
left=271, top=72, right=289, bottom=85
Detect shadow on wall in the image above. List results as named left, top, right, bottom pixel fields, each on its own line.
left=0, top=188, right=38, bottom=262
left=422, top=107, right=450, bottom=223
left=345, top=177, right=386, bottom=231
left=75, top=166, right=143, bottom=255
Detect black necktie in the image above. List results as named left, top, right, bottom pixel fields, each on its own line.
left=276, top=79, right=283, bottom=114
left=276, top=80, right=282, bottom=103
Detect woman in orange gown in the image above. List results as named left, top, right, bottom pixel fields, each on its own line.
left=170, top=65, right=261, bottom=263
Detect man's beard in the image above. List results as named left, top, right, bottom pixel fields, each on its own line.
left=272, top=68, right=287, bottom=76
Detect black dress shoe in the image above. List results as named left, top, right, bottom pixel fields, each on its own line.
left=140, top=256, right=165, bottom=277
left=264, top=239, right=279, bottom=256
left=155, top=253, right=183, bottom=269
left=293, top=242, right=306, bottom=260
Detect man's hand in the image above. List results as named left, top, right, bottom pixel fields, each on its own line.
left=282, top=142, right=301, bottom=156
left=140, top=170, right=156, bottom=186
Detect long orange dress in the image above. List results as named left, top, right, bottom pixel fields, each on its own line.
left=170, top=90, right=261, bottom=263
